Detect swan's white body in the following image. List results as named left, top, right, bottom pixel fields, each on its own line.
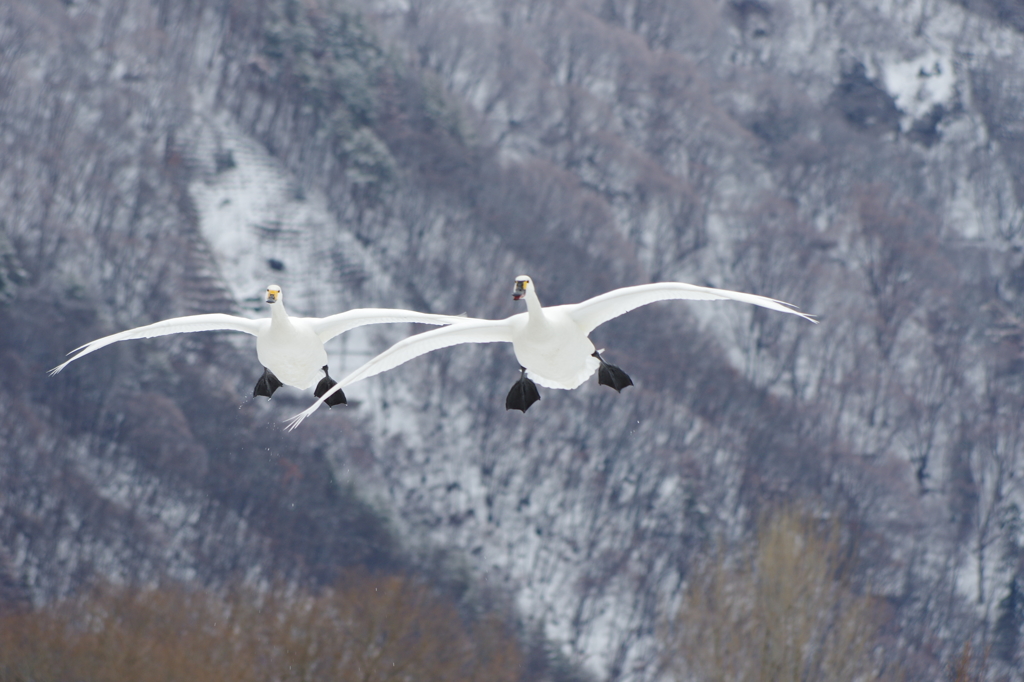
left=508, top=299, right=599, bottom=390
left=285, top=276, right=816, bottom=429
left=49, top=285, right=469, bottom=391
left=255, top=300, right=330, bottom=388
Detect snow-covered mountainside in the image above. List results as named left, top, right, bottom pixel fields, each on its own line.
left=3, top=0, right=1024, bottom=679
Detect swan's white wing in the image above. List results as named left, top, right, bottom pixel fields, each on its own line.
left=567, top=282, right=817, bottom=334
left=49, top=313, right=265, bottom=375
left=309, top=308, right=470, bottom=343
left=285, top=318, right=513, bottom=430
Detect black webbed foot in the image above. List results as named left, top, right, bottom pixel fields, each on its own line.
left=314, top=365, right=347, bottom=407
left=593, top=352, right=633, bottom=392
left=506, top=367, right=541, bottom=412
left=254, top=367, right=284, bottom=399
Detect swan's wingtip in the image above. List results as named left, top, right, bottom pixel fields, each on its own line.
left=48, top=364, right=68, bottom=377
left=797, top=310, right=819, bottom=324
left=284, top=406, right=319, bottom=431
left=779, top=301, right=818, bottom=324
left=283, top=414, right=307, bottom=432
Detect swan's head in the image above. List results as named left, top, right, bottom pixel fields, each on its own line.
left=266, top=285, right=282, bottom=305
left=512, top=275, right=533, bottom=301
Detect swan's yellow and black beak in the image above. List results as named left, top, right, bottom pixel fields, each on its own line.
left=513, top=277, right=530, bottom=301
left=266, top=286, right=281, bottom=304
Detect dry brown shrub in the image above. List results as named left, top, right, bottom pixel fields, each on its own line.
left=0, top=571, right=521, bottom=682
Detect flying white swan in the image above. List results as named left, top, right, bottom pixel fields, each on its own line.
left=49, top=284, right=470, bottom=406
left=285, top=275, right=817, bottom=428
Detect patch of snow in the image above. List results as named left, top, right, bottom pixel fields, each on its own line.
left=881, top=50, right=955, bottom=123
left=186, top=112, right=403, bottom=379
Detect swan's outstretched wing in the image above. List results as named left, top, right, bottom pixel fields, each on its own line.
left=286, top=318, right=514, bottom=430
left=49, top=313, right=265, bottom=375
left=310, top=309, right=470, bottom=343
left=567, top=282, right=817, bottom=334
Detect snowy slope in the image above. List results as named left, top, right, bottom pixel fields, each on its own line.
left=173, top=0, right=1024, bottom=678
left=5, top=0, right=1024, bottom=679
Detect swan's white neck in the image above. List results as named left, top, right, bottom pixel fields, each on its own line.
left=524, top=286, right=546, bottom=322
left=269, top=301, right=291, bottom=327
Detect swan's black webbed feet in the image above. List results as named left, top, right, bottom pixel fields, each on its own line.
left=593, top=351, right=633, bottom=392
left=314, top=365, right=347, bottom=407
left=254, top=367, right=284, bottom=399
left=506, top=366, right=541, bottom=412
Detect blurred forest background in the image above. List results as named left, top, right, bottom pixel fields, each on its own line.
left=2, top=0, right=1024, bottom=680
